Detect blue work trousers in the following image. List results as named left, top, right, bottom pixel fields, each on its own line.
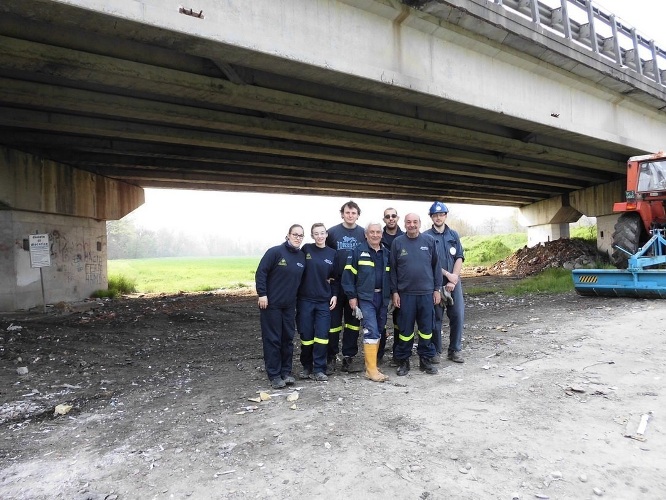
left=358, top=291, right=387, bottom=345
left=393, top=294, right=436, bottom=360
left=433, top=282, right=465, bottom=354
left=260, top=305, right=296, bottom=380
left=297, top=298, right=330, bottom=374
left=328, top=291, right=361, bottom=359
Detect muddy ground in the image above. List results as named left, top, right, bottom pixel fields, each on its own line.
left=0, top=278, right=664, bottom=500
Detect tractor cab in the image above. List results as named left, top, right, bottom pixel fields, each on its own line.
left=637, top=159, right=666, bottom=194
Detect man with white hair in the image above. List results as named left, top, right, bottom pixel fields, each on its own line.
left=342, top=222, right=390, bottom=382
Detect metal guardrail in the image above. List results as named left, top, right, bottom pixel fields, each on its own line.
left=495, top=0, right=665, bottom=87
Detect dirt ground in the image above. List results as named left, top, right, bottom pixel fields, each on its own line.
left=0, top=274, right=664, bottom=500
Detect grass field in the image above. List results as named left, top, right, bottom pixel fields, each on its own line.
left=108, top=257, right=259, bottom=294
left=107, top=230, right=594, bottom=295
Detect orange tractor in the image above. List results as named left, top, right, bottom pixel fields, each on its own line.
left=573, top=152, right=666, bottom=297
left=610, top=152, right=666, bottom=268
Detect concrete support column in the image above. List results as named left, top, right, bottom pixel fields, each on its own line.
left=595, top=213, right=621, bottom=257
left=519, top=195, right=581, bottom=247
left=527, top=223, right=570, bottom=247
left=0, top=147, right=144, bottom=311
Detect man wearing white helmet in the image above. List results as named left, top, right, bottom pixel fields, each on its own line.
left=425, top=201, right=465, bottom=364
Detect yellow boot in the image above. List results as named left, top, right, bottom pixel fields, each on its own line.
left=364, top=343, right=389, bottom=382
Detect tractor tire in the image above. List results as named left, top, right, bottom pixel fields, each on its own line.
left=611, top=212, right=646, bottom=269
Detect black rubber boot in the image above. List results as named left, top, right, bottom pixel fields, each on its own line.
left=419, top=357, right=438, bottom=375
left=397, top=358, right=410, bottom=376
left=326, top=357, right=337, bottom=375
left=341, top=356, right=362, bottom=373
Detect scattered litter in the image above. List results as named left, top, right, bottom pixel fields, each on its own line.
left=6, top=324, right=22, bottom=332
left=289, top=404, right=297, bottom=410
left=286, top=392, right=299, bottom=402
left=593, top=487, right=604, bottom=496
left=513, top=366, right=525, bottom=372
left=247, top=397, right=261, bottom=403
left=213, top=470, right=236, bottom=478
left=624, top=412, right=653, bottom=441
left=582, top=360, right=615, bottom=371
left=579, top=474, right=588, bottom=482
left=16, top=367, right=29, bottom=376
left=236, top=405, right=259, bottom=415
left=54, top=404, right=73, bottom=416
left=259, top=392, right=271, bottom=401
left=324, top=442, right=331, bottom=449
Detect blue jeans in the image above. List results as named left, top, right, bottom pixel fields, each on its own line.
left=358, top=291, right=387, bottom=344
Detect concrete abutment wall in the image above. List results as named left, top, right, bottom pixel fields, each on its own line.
left=0, top=147, right=144, bottom=311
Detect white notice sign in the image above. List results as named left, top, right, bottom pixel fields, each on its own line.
left=29, top=234, right=51, bottom=268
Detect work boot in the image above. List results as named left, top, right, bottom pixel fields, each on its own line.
left=341, top=356, right=362, bottom=373
left=312, top=372, right=328, bottom=382
left=298, top=368, right=312, bottom=380
left=326, top=356, right=337, bottom=375
left=431, top=352, right=442, bottom=364
left=270, top=377, right=286, bottom=389
left=363, top=343, right=389, bottom=382
left=397, top=358, right=410, bottom=376
left=447, top=351, right=465, bottom=363
left=283, top=374, right=296, bottom=385
left=419, top=357, right=438, bottom=375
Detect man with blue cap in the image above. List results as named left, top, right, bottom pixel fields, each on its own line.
left=425, top=201, right=466, bottom=363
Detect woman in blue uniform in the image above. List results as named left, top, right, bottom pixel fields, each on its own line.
left=297, top=223, right=338, bottom=381
left=256, top=225, right=306, bottom=389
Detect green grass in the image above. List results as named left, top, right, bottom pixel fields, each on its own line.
left=107, top=257, right=259, bottom=294
left=503, top=267, right=575, bottom=295
left=462, top=233, right=527, bottom=266
left=102, top=229, right=598, bottom=296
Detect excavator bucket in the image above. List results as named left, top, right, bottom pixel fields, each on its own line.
left=573, top=230, right=666, bottom=298
left=572, top=269, right=666, bottom=297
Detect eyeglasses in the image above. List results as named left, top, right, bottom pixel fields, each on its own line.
left=290, top=233, right=305, bottom=238
left=384, top=214, right=398, bottom=219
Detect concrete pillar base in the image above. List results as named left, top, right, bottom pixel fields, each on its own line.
left=527, top=223, right=571, bottom=248
left=595, top=213, right=621, bottom=258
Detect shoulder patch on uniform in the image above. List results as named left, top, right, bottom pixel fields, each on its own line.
left=360, top=251, right=371, bottom=257
left=278, top=258, right=287, bottom=266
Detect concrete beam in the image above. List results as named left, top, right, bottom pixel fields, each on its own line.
left=0, top=35, right=624, bottom=172
left=569, top=179, right=625, bottom=217
left=0, top=147, right=144, bottom=220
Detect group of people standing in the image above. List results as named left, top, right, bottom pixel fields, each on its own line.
left=254, top=200, right=465, bottom=389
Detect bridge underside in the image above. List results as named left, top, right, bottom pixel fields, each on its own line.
left=0, top=0, right=655, bottom=207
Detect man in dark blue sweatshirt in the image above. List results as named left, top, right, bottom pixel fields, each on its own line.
left=389, top=213, right=442, bottom=376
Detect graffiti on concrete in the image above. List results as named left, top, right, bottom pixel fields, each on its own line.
left=47, top=229, right=106, bottom=285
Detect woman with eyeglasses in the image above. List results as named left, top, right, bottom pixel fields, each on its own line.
left=255, top=224, right=306, bottom=390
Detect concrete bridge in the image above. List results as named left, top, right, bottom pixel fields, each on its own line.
left=1, top=0, right=665, bottom=310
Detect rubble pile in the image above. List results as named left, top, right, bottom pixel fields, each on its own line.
left=487, top=238, right=607, bottom=277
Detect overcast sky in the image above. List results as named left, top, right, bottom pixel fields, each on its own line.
left=129, top=0, right=664, bottom=245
